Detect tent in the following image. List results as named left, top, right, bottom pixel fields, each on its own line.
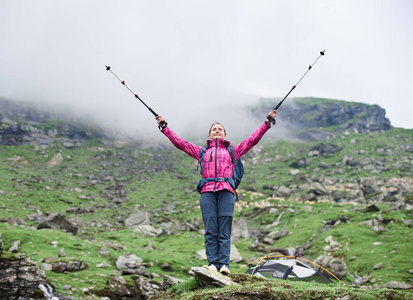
left=238, top=253, right=343, bottom=285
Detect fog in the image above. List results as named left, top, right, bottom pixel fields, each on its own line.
left=1, top=0, right=412, bottom=141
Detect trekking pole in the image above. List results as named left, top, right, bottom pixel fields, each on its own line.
left=267, top=50, right=325, bottom=124
left=105, top=66, right=167, bottom=130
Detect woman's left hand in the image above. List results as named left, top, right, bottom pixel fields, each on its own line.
left=268, top=110, right=277, bottom=119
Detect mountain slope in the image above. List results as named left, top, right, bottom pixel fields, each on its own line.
left=0, top=97, right=412, bottom=299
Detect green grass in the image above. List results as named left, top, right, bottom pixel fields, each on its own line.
left=0, top=117, right=412, bottom=299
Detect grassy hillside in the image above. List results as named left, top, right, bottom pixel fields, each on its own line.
left=0, top=103, right=412, bottom=298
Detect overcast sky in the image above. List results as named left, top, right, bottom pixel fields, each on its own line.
left=1, top=0, right=412, bottom=139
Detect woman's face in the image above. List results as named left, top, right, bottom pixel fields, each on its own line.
left=209, top=123, right=227, bottom=140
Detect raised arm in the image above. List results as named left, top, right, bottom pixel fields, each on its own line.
left=233, top=110, right=276, bottom=160
left=156, top=116, right=202, bottom=160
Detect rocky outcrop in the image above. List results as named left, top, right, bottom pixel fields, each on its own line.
left=0, top=254, right=47, bottom=300
left=252, top=98, right=391, bottom=140
left=0, top=98, right=109, bottom=146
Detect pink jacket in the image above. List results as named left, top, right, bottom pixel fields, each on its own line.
left=162, top=122, right=271, bottom=194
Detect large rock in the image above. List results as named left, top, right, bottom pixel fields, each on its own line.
left=125, top=208, right=150, bottom=228
left=314, top=255, right=348, bottom=279
left=382, top=281, right=413, bottom=289
left=191, top=267, right=239, bottom=288
left=162, top=275, right=185, bottom=291
left=361, top=179, right=379, bottom=196
left=232, top=218, right=250, bottom=240
left=37, top=213, right=78, bottom=235
left=116, top=254, right=143, bottom=273
left=51, top=260, right=87, bottom=273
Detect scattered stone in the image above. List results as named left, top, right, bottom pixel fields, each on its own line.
left=102, top=241, right=126, bottom=251
left=160, top=262, right=173, bottom=272
left=374, top=262, right=384, bottom=270
left=8, top=240, right=20, bottom=253
left=133, top=224, right=162, bottom=237
left=349, top=256, right=357, bottom=261
left=370, top=225, right=386, bottom=233
left=382, top=281, right=413, bottom=289
left=96, top=262, right=111, bottom=268
left=162, top=275, right=185, bottom=291
left=364, top=204, right=380, bottom=212
left=47, top=153, right=63, bottom=168
left=58, top=248, right=66, bottom=257
left=100, top=246, right=111, bottom=257
left=372, top=242, right=382, bottom=246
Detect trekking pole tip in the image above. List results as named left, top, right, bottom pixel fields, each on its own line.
left=105, top=65, right=111, bottom=71
left=320, top=50, right=325, bottom=55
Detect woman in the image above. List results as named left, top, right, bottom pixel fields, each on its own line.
left=156, top=110, right=276, bottom=275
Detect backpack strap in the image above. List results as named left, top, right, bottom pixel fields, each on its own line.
left=197, top=145, right=208, bottom=174
left=227, top=145, right=236, bottom=164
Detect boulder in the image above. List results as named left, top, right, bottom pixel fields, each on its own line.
left=108, top=276, right=134, bottom=297
left=232, top=218, right=250, bottom=240
left=191, top=267, right=238, bottom=288
left=51, top=261, right=87, bottom=273
left=125, top=209, right=150, bottom=228
left=37, top=213, right=78, bottom=235
left=163, top=275, right=185, bottom=291
left=116, top=254, right=143, bottom=272
left=314, top=255, right=348, bottom=279
left=361, top=179, right=379, bottom=196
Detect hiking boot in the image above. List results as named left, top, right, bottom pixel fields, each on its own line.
left=219, top=265, right=230, bottom=275
left=203, top=264, right=218, bottom=272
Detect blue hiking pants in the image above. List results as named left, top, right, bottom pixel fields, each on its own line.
left=200, top=190, right=235, bottom=269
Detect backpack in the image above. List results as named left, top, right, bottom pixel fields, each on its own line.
left=197, top=145, right=244, bottom=200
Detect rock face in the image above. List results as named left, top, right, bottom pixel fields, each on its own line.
left=252, top=98, right=391, bottom=140
left=0, top=98, right=109, bottom=146
left=0, top=254, right=47, bottom=299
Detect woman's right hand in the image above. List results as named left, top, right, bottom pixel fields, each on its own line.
left=156, top=116, right=167, bottom=129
